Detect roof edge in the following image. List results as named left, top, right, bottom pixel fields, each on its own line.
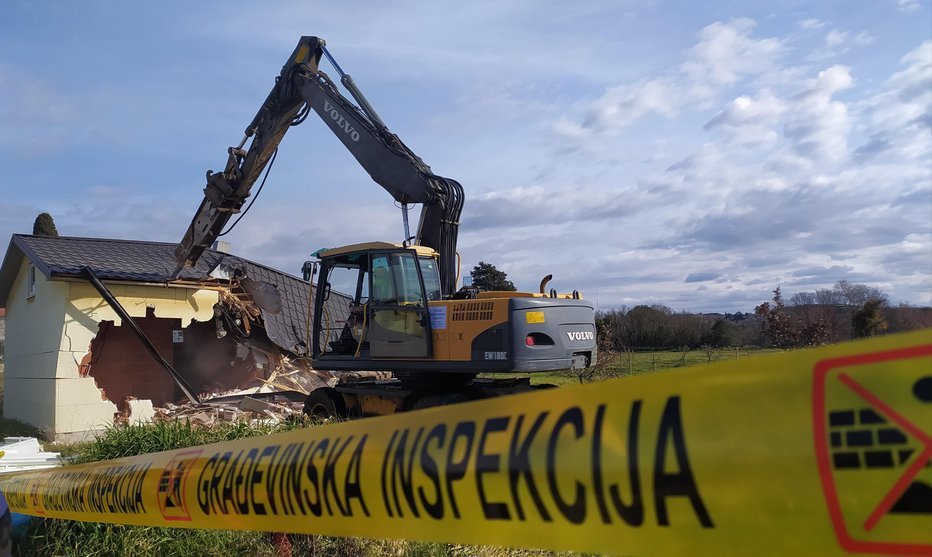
left=11, top=235, right=53, bottom=278
left=1, top=235, right=60, bottom=307
left=11, top=233, right=311, bottom=286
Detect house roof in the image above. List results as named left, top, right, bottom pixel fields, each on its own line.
left=0, top=234, right=347, bottom=355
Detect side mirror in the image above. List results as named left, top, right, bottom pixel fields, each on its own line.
left=323, top=283, right=331, bottom=301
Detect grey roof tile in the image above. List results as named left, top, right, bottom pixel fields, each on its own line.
left=5, top=234, right=350, bottom=355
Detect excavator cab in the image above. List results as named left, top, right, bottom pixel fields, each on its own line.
left=311, top=242, right=439, bottom=364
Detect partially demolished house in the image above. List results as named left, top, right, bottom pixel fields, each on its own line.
left=0, top=234, right=348, bottom=438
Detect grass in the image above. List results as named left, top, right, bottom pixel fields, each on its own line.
left=503, top=346, right=780, bottom=387
left=18, top=526, right=578, bottom=557
left=64, top=418, right=310, bottom=464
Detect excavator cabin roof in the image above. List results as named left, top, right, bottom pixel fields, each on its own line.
left=315, top=241, right=438, bottom=262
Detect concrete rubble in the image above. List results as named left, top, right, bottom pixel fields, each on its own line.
left=149, top=365, right=393, bottom=426
left=146, top=358, right=323, bottom=425
left=153, top=397, right=301, bottom=426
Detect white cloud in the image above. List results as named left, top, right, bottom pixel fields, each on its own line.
left=576, top=78, right=680, bottom=135
left=783, top=65, right=853, bottom=163
left=681, top=18, right=785, bottom=92
left=825, top=30, right=847, bottom=48
left=812, top=29, right=877, bottom=60
left=555, top=18, right=785, bottom=141
left=798, top=19, right=825, bottom=30
left=704, top=90, right=786, bottom=145
left=538, top=18, right=928, bottom=309
left=854, top=41, right=932, bottom=162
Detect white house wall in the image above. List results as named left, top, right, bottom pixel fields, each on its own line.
left=2, top=259, right=92, bottom=434
left=3, top=257, right=220, bottom=437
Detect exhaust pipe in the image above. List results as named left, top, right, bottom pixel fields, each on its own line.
left=539, top=274, right=553, bottom=294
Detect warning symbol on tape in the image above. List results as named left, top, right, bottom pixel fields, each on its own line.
left=157, top=450, right=201, bottom=521
left=813, top=344, right=932, bottom=555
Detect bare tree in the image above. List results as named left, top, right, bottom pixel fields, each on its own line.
left=835, top=280, right=888, bottom=306
left=570, top=314, right=618, bottom=383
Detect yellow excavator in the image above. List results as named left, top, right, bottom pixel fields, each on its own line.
left=175, top=36, right=596, bottom=417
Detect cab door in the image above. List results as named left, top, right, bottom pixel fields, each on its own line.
left=368, top=250, right=432, bottom=358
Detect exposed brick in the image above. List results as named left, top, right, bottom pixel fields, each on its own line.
left=84, top=314, right=181, bottom=410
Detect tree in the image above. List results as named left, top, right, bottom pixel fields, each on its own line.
left=622, top=305, right=668, bottom=348
left=797, top=320, right=830, bottom=347
left=470, top=261, right=516, bottom=291
left=835, top=280, right=888, bottom=306
left=707, top=318, right=736, bottom=347
left=852, top=298, right=888, bottom=338
left=785, top=281, right=891, bottom=341
left=33, top=212, right=59, bottom=237
left=756, top=286, right=830, bottom=348
left=754, top=287, right=798, bottom=348
left=570, top=313, right=618, bottom=384
left=789, top=288, right=845, bottom=343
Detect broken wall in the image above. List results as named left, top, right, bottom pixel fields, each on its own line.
left=74, top=286, right=292, bottom=420
left=173, top=318, right=276, bottom=395
left=78, top=308, right=279, bottom=415
left=80, top=308, right=182, bottom=411
left=2, top=257, right=219, bottom=437
left=64, top=281, right=217, bottom=434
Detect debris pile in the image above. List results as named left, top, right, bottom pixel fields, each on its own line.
left=149, top=364, right=395, bottom=426
left=152, top=357, right=321, bottom=425
left=154, top=395, right=301, bottom=427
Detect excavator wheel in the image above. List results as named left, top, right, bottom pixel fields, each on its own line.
left=303, top=388, right=345, bottom=419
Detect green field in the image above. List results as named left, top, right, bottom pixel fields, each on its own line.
left=490, top=346, right=780, bottom=387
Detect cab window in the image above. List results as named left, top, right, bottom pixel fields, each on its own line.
left=371, top=255, right=395, bottom=304
left=418, top=257, right=442, bottom=300
left=371, top=252, right=426, bottom=306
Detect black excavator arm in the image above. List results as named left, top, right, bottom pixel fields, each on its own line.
left=175, top=36, right=464, bottom=295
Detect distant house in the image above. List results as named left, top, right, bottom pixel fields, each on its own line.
left=0, top=235, right=346, bottom=439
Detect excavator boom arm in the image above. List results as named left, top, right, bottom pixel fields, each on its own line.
left=175, top=36, right=463, bottom=294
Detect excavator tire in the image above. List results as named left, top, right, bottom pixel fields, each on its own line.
left=303, top=388, right=344, bottom=419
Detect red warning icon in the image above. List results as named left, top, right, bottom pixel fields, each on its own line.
left=813, top=343, right=932, bottom=555
left=157, top=449, right=202, bottom=521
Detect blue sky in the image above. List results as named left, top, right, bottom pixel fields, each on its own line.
left=1, top=1, right=930, bottom=312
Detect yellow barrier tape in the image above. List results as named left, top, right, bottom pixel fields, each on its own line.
left=1, top=330, right=930, bottom=555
